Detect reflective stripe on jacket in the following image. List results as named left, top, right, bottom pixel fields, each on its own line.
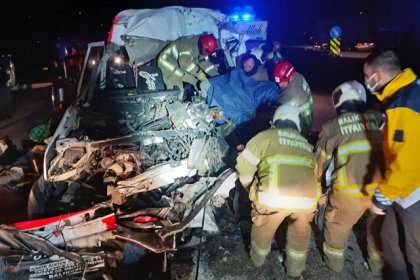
left=236, top=128, right=318, bottom=210
left=315, top=110, right=385, bottom=197
left=158, top=36, right=219, bottom=88
left=374, top=68, right=420, bottom=207
left=278, top=72, right=313, bottom=136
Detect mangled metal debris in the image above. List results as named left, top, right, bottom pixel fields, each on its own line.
left=1, top=6, right=243, bottom=279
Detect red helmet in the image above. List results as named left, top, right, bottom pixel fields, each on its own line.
left=199, top=34, right=217, bottom=56
left=274, top=61, right=295, bottom=85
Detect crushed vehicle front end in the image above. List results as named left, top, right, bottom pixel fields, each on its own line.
left=1, top=6, right=247, bottom=279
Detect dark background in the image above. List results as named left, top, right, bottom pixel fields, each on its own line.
left=1, top=0, right=419, bottom=81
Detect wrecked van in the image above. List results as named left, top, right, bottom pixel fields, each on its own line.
left=1, top=6, right=247, bottom=279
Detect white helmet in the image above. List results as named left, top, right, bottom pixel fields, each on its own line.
left=332, top=81, right=367, bottom=114
left=272, top=104, right=301, bottom=132
left=250, top=47, right=265, bottom=64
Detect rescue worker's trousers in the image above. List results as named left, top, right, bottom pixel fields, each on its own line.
left=323, top=194, right=383, bottom=274
left=381, top=200, right=420, bottom=280
left=250, top=202, right=314, bottom=277
left=162, top=75, right=184, bottom=91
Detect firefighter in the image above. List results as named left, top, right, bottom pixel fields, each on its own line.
left=157, top=34, right=219, bottom=92
left=236, top=104, right=319, bottom=277
left=274, top=61, right=313, bottom=137
left=364, top=50, right=420, bottom=279
left=315, top=81, right=385, bottom=275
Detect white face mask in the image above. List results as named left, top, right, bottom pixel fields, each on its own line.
left=366, top=73, right=380, bottom=93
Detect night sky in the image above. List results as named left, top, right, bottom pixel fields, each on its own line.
left=1, top=0, right=419, bottom=57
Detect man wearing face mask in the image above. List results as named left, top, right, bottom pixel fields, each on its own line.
left=364, top=50, right=420, bottom=280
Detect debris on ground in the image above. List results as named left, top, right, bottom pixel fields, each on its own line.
left=170, top=200, right=375, bottom=280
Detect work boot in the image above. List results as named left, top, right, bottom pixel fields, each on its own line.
left=250, top=248, right=266, bottom=267
left=285, top=249, right=307, bottom=277
left=324, top=255, right=344, bottom=272
left=286, top=257, right=306, bottom=277
left=323, top=242, right=345, bottom=272
left=368, top=258, right=384, bottom=278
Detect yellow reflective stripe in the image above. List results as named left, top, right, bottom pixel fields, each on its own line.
left=249, top=185, right=257, bottom=202
left=317, top=147, right=331, bottom=160
left=258, top=155, right=314, bottom=171
left=161, top=47, right=172, bottom=58
left=323, top=242, right=344, bottom=258
left=174, top=69, right=184, bottom=77
left=186, top=63, right=197, bottom=73
left=299, top=98, right=313, bottom=113
left=287, top=248, right=307, bottom=260
left=158, top=57, right=176, bottom=72
left=179, top=50, right=192, bottom=56
left=337, top=140, right=371, bottom=160
left=241, top=149, right=261, bottom=165
left=336, top=140, right=371, bottom=187
left=171, top=44, right=179, bottom=59
left=204, top=64, right=216, bottom=73
left=337, top=164, right=348, bottom=186
left=268, top=163, right=279, bottom=191
left=368, top=247, right=382, bottom=261
left=251, top=240, right=271, bottom=257
left=316, top=182, right=322, bottom=200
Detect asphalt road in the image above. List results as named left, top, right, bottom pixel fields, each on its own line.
left=0, top=87, right=52, bottom=224
left=0, top=87, right=52, bottom=148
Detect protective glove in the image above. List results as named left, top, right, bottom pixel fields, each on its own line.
left=197, top=70, right=207, bottom=81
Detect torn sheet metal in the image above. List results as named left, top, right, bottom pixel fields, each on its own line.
left=13, top=203, right=116, bottom=248
left=157, top=168, right=234, bottom=238
left=115, top=228, right=176, bottom=254
left=111, top=160, right=196, bottom=205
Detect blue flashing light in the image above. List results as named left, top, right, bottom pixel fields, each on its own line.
left=231, top=14, right=240, bottom=21
left=230, top=6, right=256, bottom=22
left=242, top=14, right=255, bottom=21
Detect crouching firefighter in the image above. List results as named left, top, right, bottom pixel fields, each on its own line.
left=235, top=104, right=319, bottom=277
left=274, top=62, right=313, bottom=138
left=315, top=81, right=385, bottom=275
left=158, top=34, right=219, bottom=92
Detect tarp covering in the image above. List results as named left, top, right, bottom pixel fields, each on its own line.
left=108, top=6, right=230, bottom=46
left=207, top=68, right=278, bottom=127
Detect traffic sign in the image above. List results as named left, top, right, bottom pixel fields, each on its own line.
left=330, top=26, right=342, bottom=39
left=330, top=38, right=341, bottom=56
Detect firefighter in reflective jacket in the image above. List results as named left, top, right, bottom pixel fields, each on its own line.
left=158, top=34, right=219, bottom=91
left=274, top=61, right=313, bottom=137
left=236, top=104, right=319, bottom=277
left=315, top=81, right=385, bottom=275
